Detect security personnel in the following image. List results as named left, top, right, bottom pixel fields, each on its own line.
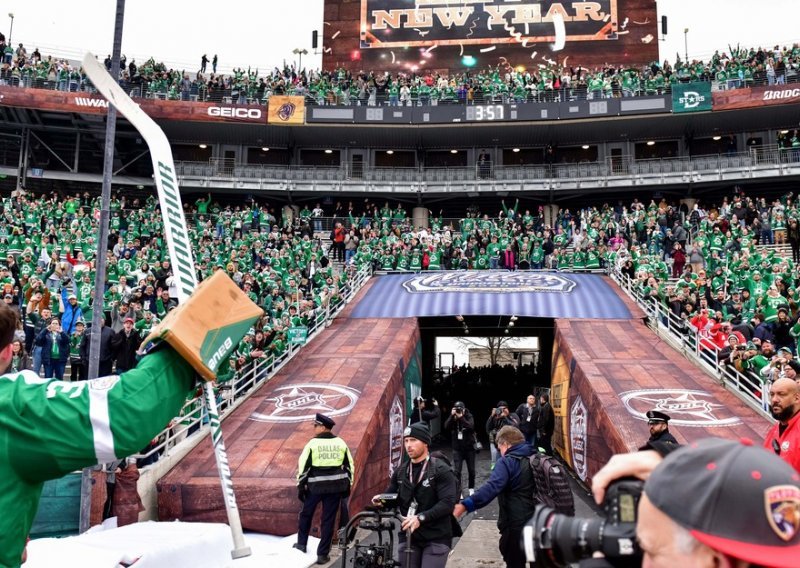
left=379, top=423, right=459, bottom=568
left=643, top=410, right=679, bottom=448
left=294, top=413, right=354, bottom=565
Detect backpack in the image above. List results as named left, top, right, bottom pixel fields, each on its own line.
left=529, top=451, right=575, bottom=516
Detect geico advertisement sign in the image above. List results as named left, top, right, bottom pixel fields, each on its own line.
left=207, top=106, right=263, bottom=120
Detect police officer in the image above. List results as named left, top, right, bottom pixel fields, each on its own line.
left=644, top=410, right=679, bottom=447
left=379, top=423, right=459, bottom=568
left=294, top=413, right=354, bottom=565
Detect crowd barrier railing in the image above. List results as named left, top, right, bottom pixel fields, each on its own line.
left=174, top=146, right=797, bottom=188
left=610, top=269, right=772, bottom=419
left=3, top=64, right=798, bottom=107
left=131, top=262, right=373, bottom=464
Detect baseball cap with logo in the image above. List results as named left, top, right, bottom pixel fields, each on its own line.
left=645, top=438, right=800, bottom=567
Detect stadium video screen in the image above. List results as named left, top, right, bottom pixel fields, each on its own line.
left=322, top=0, right=659, bottom=73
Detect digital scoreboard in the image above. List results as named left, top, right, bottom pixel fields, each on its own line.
left=323, top=0, right=659, bottom=73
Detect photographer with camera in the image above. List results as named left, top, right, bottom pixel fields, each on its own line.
left=523, top=438, right=800, bottom=568
left=377, top=423, right=459, bottom=568
left=410, top=396, right=440, bottom=427
left=444, top=401, right=477, bottom=496
left=486, top=401, right=520, bottom=469
left=454, top=426, right=535, bottom=568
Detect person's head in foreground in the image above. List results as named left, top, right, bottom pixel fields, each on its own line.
left=596, top=437, right=800, bottom=568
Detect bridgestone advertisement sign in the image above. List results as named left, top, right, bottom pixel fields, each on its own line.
left=713, top=84, right=800, bottom=111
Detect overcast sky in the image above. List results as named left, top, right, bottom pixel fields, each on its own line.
left=5, top=1, right=799, bottom=73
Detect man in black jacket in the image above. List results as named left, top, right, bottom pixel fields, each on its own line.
left=536, top=393, right=555, bottom=455
left=112, top=317, right=142, bottom=373
left=515, top=394, right=539, bottom=447
left=444, top=401, right=477, bottom=496
left=380, top=423, right=458, bottom=568
left=80, top=318, right=116, bottom=377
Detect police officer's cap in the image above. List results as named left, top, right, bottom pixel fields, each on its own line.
left=314, top=413, right=335, bottom=429
left=646, top=410, right=670, bottom=424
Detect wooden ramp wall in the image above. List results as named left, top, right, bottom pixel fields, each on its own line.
left=551, top=316, right=772, bottom=486
left=158, top=287, right=419, bottom=535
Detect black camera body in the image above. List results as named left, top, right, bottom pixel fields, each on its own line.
left=495, top=407, right=504, bottom=416
left=523, top=478, right=644, bottom=567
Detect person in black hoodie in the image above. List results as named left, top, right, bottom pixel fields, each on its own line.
left=536, top=393, right=555, bottom=455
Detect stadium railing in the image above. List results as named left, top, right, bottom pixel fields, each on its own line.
left=610, top=268, right=772, bottom=419
left=174, top=146, right=796, bottom=189
left=131, top=262, right=373, bottom=465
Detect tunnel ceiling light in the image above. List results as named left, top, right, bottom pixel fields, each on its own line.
left=198, top=143, right=208, bottom=149
left=386, top=150, right=394, bottom=155
left=324, top=149, right=333, bottom=154
left=712, top=136, right=721, bottom=141
left=512, top=148, right=520, bottom=153
left=450, top=149, right=458, bottom=154
left=646, top=141, right=655, bottom=146
left=261, top=147, right=269, bottom=151
left=582, top=144, right=590, bottom=149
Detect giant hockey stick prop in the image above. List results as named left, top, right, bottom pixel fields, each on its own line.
left=82, top=52, right=251, bottom=559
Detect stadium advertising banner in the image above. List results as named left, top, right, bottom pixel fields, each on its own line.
left=0, top=86, right=266, bottom=123
left=671, top=82, right=712, bottom=113
left=267, top=95, right=306, bottom=125
left=322, top=0, right=658, bottom=72
left=713, top=84, right=800, bottom=111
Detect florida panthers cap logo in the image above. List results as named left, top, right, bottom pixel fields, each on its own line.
left=277, top=102, right=296, bottom=121
left=765, top=485, right=800, bottom=542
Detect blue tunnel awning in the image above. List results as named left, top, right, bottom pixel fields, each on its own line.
left=350, top=272, right=633, bottom=320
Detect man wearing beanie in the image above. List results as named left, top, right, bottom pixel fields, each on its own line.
left=590, top=438, right=800, bottom=568
left=377, top=422, right=459, bottom=568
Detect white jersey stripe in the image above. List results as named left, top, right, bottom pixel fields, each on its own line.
left=88, top=381, right=117, bottom=462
